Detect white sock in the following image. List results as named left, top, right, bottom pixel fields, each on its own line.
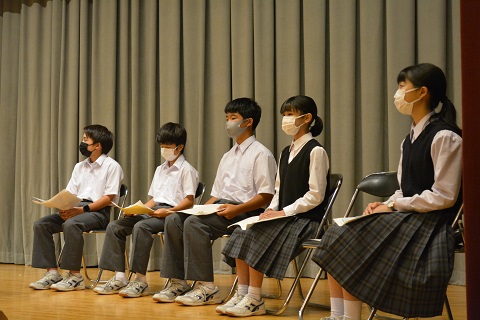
left=247, top=286, right=262, bottom=301
left=71, top=272, right=82, bottom=277
left=115, top=272, right=127, bottom=284
left=238, top=284, right=248, bottom=296
left=344, top=299, right=362, bottom=320
left=47, top=269, right=59, bottom=275
left=200, top=281, right=216, bottom=290
left=172, top=278, right=188, bottom=287
left=330, top=297, right=344, bottom=317
left=135, top=273, right=146, bottom=283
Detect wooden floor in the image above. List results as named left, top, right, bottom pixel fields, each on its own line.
left=0, top=264, right=466, bottom=319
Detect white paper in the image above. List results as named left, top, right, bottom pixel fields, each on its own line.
left=176, top=204, right=223, bottom=215
left=333, top=213, right=380, bottom=226
left=32, top=189, right=81, bottom=211
left=228, top=214, right=290, bottom=230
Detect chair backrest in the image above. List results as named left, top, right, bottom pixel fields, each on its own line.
left=345, top=171, right=399, bottom=217
left=115, top=184, right=129, bottom=219
left=194, top=182, right=206, bottom=205
left=313, top=173, right=343, bottom=238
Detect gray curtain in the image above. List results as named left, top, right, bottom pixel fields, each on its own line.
left=0, top=0, right=462, bottom=278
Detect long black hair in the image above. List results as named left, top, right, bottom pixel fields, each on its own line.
left=397, top=63, right=461, bottom=133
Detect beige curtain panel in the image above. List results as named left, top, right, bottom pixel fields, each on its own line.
left=0, top=0, right=461, bottom=278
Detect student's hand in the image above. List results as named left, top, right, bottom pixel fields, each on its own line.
left=216, top=204, right=239, bottom=220
left=363, top=202, right=385, bottom=216
left=259, top=210, right=285, bottom=220
left=59, top=207, right=84, bottom=220
left=148, top=208, right=171, bottom=218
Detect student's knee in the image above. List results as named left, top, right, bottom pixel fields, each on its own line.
left=184, top=216, right=203, bottom=232
left=62, top=218, right=82, bottom=235
left=165, top=213, right=183, bottom=231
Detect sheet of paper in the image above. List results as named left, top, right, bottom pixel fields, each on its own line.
left=32, top=189, right=81, bottom=211
left=176, top=204, right=223, bottom=215
left=228, top=214, right=290, bottom=230
left=333, top=213, right=381, bottom=226
left=111, top=200, right=154, bottom=215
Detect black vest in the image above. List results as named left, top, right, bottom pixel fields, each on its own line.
left=278, top=139, right=330, bottom=221
left=401, top=118, right=462, bottom=217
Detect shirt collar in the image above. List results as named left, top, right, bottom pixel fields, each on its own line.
left=86, top=153, right=108, bottom=166
left=234, top=135, right=256, bottom=154
left=290, top=132, right=313, bottom=152
left=411, top=111, right=435, bottom=142
left=165, top=154, right=186, bottom=170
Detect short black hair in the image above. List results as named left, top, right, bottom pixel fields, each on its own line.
left=156, top=122, right=187, bottom=153
left=84, top=124, right=114, bottom=154
left=224, top=97, right=262, bottom=131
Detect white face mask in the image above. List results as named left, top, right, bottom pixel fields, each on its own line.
left=225, top=119, right=248, bottom=138
left=282, top=115, right=306, bottom=136
left=394, top=88, right=421, bottom=115
left=161, top=146, right=178, bottom=162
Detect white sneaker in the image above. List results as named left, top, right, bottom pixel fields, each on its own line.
left=152, top=281, right=190, bottom=302
left=93, top=276, right=127, bottom=295
left=174, top=283, right=223, bottom=306
left=216, top=291, right=245, bottom=314
left=320, top=316, right=344, bottom=320
left=29, top=272, right=62, bottom=290
left=118, top=280, right=149, bottom=298
left=225, top=294, right=266, bottom=317
left=51, top=272, right=85, bottom=291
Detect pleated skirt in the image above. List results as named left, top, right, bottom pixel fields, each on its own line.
left=222, top=216, right=319, bottom=280
left=312, top=211, right=455, bottom=318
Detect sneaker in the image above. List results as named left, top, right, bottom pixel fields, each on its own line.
left=118, top=280, right=149, bottom=298
left=51, top=272, right=85, bottom=291
left=29, top=272, right=62, bottom=290
left=152, top=281, right=190, bottom=303
left=320, top=316, right=344, bottom=320
left=224, top=294, right=266, bottom=317
left=175, top=283, right=223, bottom=306
left=93, top=276, right=127, bottom=295
left=216, top=291, right=245, bottom=314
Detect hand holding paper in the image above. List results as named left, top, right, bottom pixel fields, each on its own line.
left=111, top=200, right=154, bottom=215
left=32, top=189, right=81, bottom=211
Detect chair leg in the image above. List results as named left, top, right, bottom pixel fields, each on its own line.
left=298, top=268, right=330, bottom=320
left=81, top=253, right=96, bottom=289
left=224, top=276, right=238, bottom=303
left=266, top=248, right=315, bottom=315
left=367, top=307, right=377, bottom=320
left=445, top=296, right=454, bottom=320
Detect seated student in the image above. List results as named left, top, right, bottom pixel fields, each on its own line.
left=217, top=95, right=330, bottom=317
left=312, top=63, right=463, bottom=320
left=153, top=97, right=277, bottom=305
left=93, top=122, right=199, bottom=297
left=29, top=124, right=124, bottom=291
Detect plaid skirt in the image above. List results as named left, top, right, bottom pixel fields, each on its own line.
left=222, top=216, right=319, bottom=279
left=312, top=211, right=455, bottom=318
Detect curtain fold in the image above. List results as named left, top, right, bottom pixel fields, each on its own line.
left=0, top=0, right=462, bottom=278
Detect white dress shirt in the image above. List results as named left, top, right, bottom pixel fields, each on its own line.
left=386, top=112, right=463, bottom=212
left=268, top=133, right=330, bottom=216
left=66, top=154, right=124, bottom=204
left=148, top=154, right=199, bottom=206
left=211, top=135, right=276, bottom=204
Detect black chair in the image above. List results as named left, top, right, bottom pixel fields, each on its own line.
left=251, top=173, right=343, bottom=315
left=299, top=171, right=398, bottom=319
left=57, top=184, right=129, bottom=288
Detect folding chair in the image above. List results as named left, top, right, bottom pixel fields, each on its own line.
left=262, top=173, right=343, bottom=315
left=367, top=203, right=464, bottom=320
left=57, top=184, right=129, bottom=288
left=156, top=182, right=206, bottom=288
left=299, top=171, right=399, bottom=319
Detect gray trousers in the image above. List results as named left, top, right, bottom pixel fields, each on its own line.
left=160, top=200, right=260, bottom=282
left=98, top=206, right=167, bottom=275
left=32, top=202, right=110, bottom=271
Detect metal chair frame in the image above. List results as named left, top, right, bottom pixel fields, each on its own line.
left=57, top=184, right=129, bottom=288
left=299, top=171, right=399, bottom=319
left=263, top=173, right=343, bottom=315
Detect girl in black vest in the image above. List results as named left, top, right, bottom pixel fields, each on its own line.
left=219, top=95, right=330, bottom=317
left=312, top=63, right=462, bottom=320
